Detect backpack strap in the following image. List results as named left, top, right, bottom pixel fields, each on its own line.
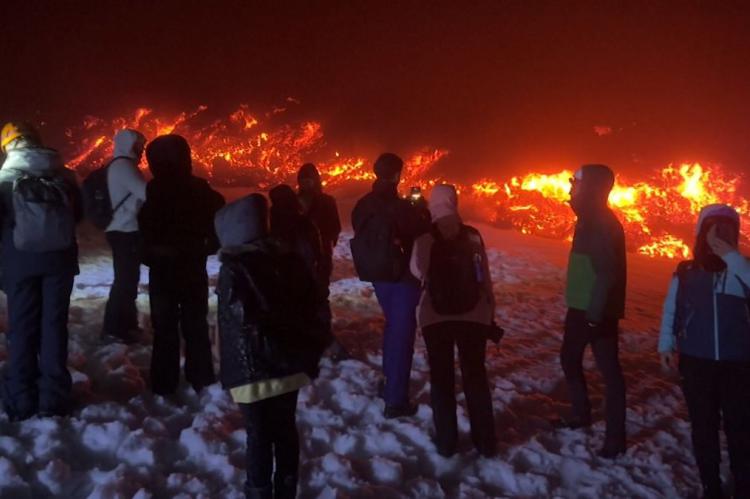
left=107, top=156, right=138, bottom=215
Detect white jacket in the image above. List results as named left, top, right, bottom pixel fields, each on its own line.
left=106, top=130, right=147, bottom=233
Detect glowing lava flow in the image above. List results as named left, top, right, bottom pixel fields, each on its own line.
left=62, top=105, right=748, bottom=259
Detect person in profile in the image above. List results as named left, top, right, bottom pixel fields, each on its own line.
left=350, top=153, right=430, bottom=418
left=410, top=184, right=498, bottom=458
left=559, top=164, right=627, bottom=458
left=0, top=122, right=82, bottom=419
left=215, top=194, right=330, bottom=499
left=138, top=134, right=225, bottom=396
left=658, top=204, right=750, bottom=499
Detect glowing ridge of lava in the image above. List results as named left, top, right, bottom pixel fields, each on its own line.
left=62, top=106, right=748, bottom=259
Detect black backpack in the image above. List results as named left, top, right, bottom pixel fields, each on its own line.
left=350, top=203, right=406, bottom=282
left=427, top=225, right=484, bottom=315
left=81, top=156, right=133, bottom=230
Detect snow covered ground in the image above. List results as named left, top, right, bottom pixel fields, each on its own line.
left=0, top=222, right=709, bottom=498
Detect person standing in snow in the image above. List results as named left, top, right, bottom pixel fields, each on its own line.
left=560, top=164, right=627, bottom=458
left=215, top=194, right=330, bottom=499
left=138, top=134, right=225, bottom=396
left=297, top=163, right=341, bottom=287
left=296, top=163, right=350, bottom=360
left=0, top=122, right=82, bottom=420
left=658, top=204, right=750, bottom=499
left=410, top=184, right=498, bottom=458
left=350, top=153, right=431, bottom=418
left=102, top=129, right=147, bottom=344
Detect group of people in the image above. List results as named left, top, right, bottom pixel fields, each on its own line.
left=0, top=122, right=747, bottom=499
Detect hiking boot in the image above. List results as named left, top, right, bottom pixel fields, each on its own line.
left=552, top=416, right=592, bottom=430
left=384, top=402, right=418, bottom=419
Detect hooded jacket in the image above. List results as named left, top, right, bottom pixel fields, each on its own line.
left=106, top=129, right=147, bottom=233
left=565, top=164, right=627, bottom=323
left=298, top=164, right=342, bottom=259
left=659, top=204, right=750, bottom=361
left=410, top=185, right=495, bottom=329
left=215, top=195, right=331, bottom=394
left=138, top=135, right=225, bottom=266
left=0, top=146, right=81, bottom=279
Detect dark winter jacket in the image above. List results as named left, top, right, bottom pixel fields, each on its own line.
left=565, top=165, right=627, bottom=323
left=138, top=135, right=225, bottom=267
left=0, top=147, right=82, bottom=281
left=215, top=195, right=332, bottom=389
left=298, top=164, right=342, bottom=276
left=659, top=204, right=750, bottom=361
left=351, top=179, right=431, bottom=282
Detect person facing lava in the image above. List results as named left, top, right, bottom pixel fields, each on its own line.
left=137, top=134, right=225, bottom=396
left=409, top=184, right=498, bottom=458
left=295, top=163, right=349, bottom=360
left=658, top=204, right=750, bottom=499
left=297, top=163, right=341, bottom=286
left=0, top=122, right=82, bottom=420
left=559, top=164, right=627, bottom=458
left=215, top=194, right=330, bottom=499
left=350, top=153, right=431, bottom=418
left=102, top=129, right=147, bottom=345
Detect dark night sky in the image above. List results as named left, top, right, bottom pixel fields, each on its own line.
left=2, top=1, right=750, bottom=179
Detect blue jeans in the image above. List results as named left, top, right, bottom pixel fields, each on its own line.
left=373, top=281, right=420, bottom=407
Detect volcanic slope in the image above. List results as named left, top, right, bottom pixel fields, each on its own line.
left=0, top=222, right=704, bottom=498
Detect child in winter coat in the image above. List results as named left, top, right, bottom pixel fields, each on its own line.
left=215, top=194, right=331, bottom=499
left=409, top=184, right=497, bottom=458
left=659, top=204, right=750, bottom=499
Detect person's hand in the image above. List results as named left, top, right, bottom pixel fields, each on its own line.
left=660, top=351, right=678, bottom=371
left=707, top=225, right=735, bottom=257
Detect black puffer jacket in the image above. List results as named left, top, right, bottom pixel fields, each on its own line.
left=217, top=239, right=332, bottom=389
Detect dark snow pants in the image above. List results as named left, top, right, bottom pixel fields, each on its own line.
left=103, top=231, right=141, bottom=339
left=680, top=354, right=750, bottom=499
left=373, top=281, right=420, bottom=407
left=240, top=390, right=300, bottom=499
left=423, top=321, right=496, bottom=455
left=148, top=261, right=215, bottom=395
left=2, top=272, right=74, bottom=418
left=560, top=308, right=626, bottom=442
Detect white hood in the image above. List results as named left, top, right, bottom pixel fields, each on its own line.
left=113, top=129, right=146, bottom=161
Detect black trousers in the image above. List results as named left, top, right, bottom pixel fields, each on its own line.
left=680, top=354, right=750, bottom=499
left=240, top=390, right=300, bottom=499
left=148, top=261, right=215, bottom=394
left=423, top=321, right=495, bottom=454
left=2, top=272, right=74, bottom=418
left=103, top=231, right=141, bottom=338
left=560, top=308, right=626, bottom=442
